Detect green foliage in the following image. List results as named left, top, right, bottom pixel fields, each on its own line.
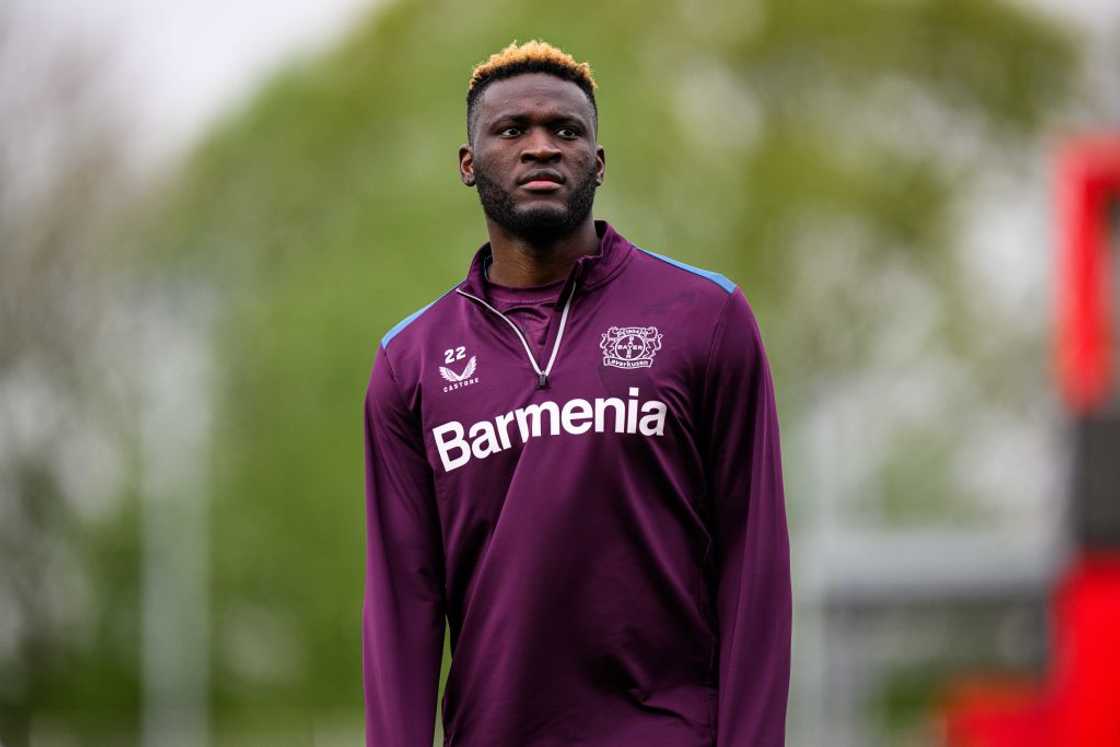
left=126, top=0, right=1079, bottom=738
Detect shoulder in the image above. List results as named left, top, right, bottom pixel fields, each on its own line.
left=625, top=242, right=753, bottom=330
left=628, top=244, right=738, bottom=299
left=627, top=241, right=769, bottom=335
left=367, top=282, right=462, bottom=401
left=617, top=242, right=765, bottom=372
left=378, top=282, right=462, bottom=352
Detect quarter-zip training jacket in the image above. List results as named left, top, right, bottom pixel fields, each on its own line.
left=362, top=219, right=791, bottom=746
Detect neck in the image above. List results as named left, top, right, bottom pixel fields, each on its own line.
left=484, top=217, right=600, bottom=287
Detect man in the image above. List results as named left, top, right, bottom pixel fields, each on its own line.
left=362, top=39, right=791, bottom=746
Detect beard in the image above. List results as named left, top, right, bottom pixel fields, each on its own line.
left=473, top=159, right=598, bottom=245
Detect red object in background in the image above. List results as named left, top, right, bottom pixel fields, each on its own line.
left=941, top=553, right=1120, bottom=746
left=941, top=678, right=1049, bottom=746
left=941, top=135, right=1120, bottom=745
left=1056, top=136, right=1120, bottom=413
left=1049, top=553, right=1120, bottom=746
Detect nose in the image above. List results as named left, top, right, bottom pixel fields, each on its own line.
left=520, top=127, right=562, bottom=162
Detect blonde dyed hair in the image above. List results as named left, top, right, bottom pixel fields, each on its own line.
left=465, top=39, right=598, bottom=142
left=468, top=39, right=597, bottom=94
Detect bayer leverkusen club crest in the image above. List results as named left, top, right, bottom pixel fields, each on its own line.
left=600, top=326, right=662, bottom=369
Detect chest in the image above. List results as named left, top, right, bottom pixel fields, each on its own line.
left=417, top=291, right=702, bottom=478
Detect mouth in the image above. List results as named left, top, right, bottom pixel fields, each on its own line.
left=518, top=170, right=565, bottom=193
left=520, top=180, right=563, bottom=193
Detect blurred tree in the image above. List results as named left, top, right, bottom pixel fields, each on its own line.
left=0, top=7, right=147, bottom=745
left=132, top=0, right=1080, bottom=741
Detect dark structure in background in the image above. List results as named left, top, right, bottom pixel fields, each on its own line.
left=943, top=135, right=1120, bottom=746
left=1058, top=137, right=1120, bottom=550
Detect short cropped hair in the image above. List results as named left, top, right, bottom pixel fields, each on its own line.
left=466, top=39, right=598, bottom=144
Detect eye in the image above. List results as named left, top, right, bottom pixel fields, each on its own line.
left=556, top=127, right=580, bottom=139
left=498, top=126, right=521, bottom=137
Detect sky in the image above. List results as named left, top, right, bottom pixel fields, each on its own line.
left=6, top=0, right=381, bottom=164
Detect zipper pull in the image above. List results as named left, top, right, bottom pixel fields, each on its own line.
left=537, top=372, right=549, bottom=389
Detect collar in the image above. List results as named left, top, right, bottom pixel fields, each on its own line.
left=457, top=218, right=634, bottom=302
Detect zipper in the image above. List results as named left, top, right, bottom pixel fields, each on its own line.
left=455, top=280, right=576, bottom=389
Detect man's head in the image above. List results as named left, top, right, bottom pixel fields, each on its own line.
left=459, top=40, right=606, bottom=244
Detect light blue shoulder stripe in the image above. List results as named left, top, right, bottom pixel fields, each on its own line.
left=380, top=284, right=459, bottom=348
left=634, top=246, right=736, bottom=293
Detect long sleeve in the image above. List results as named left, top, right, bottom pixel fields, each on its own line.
left=700, top=288, right=792, bottom=746
left=362, top=343, right=446, bottom=747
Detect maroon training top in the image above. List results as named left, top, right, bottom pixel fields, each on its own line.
left=362, top=218, right=791, bottom=746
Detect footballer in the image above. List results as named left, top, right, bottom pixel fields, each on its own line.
left=362, top=39, right=791, bottom=746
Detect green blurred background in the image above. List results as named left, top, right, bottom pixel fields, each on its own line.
left=1, top=0, right=1115, bottom=744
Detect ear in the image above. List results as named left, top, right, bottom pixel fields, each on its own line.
left=459, top=144, right=475, bottom=187
left=595, top=144, right=606, bottom=185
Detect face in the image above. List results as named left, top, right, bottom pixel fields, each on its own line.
left=459, top=73, right=606, bottom=243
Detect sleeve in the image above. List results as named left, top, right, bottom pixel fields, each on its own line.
left=361, top=343, right=447, bottom=747
left=700, top=288, right=792, bottom=747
